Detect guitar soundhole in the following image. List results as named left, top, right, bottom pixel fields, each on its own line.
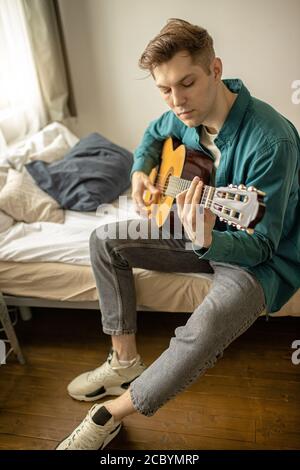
left=160, top=169, right=174, bottom=200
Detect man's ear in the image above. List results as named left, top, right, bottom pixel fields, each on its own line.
left=211, top=57, right=222, bottom=81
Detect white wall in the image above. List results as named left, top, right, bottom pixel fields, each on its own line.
left=58, top=0, right=300, bottom=151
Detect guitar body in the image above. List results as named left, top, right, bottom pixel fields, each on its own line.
left=144, top=137, right=214, bottom=227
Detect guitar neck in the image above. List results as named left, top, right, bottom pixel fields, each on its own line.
left=164, top=176, right=215, bottom=208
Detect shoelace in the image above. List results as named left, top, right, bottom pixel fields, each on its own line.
left=86, top=356, right=142, bottom=384
left=66, top=411, right=107, bottom=450
left=87, top=360, right=115, bottom=384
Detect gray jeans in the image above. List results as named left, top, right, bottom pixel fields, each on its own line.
left=89, top=220, right=266, bottom=416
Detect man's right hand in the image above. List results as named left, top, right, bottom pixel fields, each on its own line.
left=131, top=171, right=160, bottom=216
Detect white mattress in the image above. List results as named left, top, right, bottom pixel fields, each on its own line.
left=0, top=193, right=137, bottom=265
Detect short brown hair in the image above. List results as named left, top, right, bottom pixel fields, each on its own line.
left=139, top=18, right=215, bottom=75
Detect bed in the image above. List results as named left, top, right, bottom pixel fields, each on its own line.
left=0, top=122, right=299, bottom=326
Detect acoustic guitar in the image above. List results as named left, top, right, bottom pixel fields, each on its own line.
left=144, top=137, right=266, bottom=234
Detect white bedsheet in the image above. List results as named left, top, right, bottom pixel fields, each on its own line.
left=0, top=195, right=142, bottom=265
left=0, top=194, right=213, bottom=281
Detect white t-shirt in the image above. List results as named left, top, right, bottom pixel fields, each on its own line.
left=200, top=125, right=221, bottom=169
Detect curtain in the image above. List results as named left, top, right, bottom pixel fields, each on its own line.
left=23, top=0, right=71, bottom=122
left=0, top=0, right=71, bottom=150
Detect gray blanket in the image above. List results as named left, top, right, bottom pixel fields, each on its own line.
left=25, top=133, right=133, bottom=211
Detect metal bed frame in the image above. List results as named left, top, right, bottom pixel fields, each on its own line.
left=0, top=294, right=151, bottom=365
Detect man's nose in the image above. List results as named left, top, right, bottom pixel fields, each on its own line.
left=172, top=90, right=186, bottom=107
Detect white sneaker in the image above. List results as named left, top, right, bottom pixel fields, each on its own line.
left=67, top=349, right=146, bottom=401
left=56, top=401, right=122, bottom=450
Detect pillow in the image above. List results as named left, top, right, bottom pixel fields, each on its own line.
left=0, top=171, right=15, bottom=232
left=7, top=123, right=78, bottom=171
left=0, top=168, right=64, bottom=223
left=0, top=171, right=8, bottom=191
left=0, top=210, right=14, bottom=233
left=25, top=133, right=133, bottom=211
left=29, top=134, right=69, bottom=163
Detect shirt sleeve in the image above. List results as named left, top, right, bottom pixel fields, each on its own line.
left=193, top=139, right=299, bottom=267
left=130, top=111, right=185, bottom=177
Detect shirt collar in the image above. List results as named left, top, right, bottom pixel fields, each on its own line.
left=213, top=79, right=251, bottom=148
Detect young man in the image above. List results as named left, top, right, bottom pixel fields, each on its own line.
left=57, top=19, right=300, bottom=450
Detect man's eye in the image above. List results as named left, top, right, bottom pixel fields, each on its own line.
left=183, top=82, right=194, bottom=88
left=162, top=89, right=170, bottom=95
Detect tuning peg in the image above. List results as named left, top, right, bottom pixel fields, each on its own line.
left=238, top=184, right=246, bottom=190
left=247, top=185, right=266, bottom=196
left=219, top=217, right=224, bottom=221
left=227, top=220, right=232, bottom=225
left=229, top=184, right=233, bottom=188
left=237, top=224, right=242, bottom=230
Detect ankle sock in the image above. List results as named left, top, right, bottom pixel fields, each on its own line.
left=118, top=356, right=137, bottom=367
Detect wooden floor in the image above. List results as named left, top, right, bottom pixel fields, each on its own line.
left=0, top=307, right=300, bottom=450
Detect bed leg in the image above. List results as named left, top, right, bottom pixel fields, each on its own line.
left=0, top=294, right=26, bottom=365
left=19, top=306, right=32, bottom=321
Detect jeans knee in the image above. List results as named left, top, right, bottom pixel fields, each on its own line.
left=90, top=224, right=117, bottom=249
left=89, top=228, right=105, bottom=255
left=89, top=227, right=114, bottom=262
left=90, top=224, right=130, bottom=262
left=89, top=228, right=101, bottom=253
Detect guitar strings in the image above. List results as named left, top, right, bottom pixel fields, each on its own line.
left=155, top=183, right=212, bottom=193
left=155, top=175, right=222, bottom=196
left=156, top=185, right=208, bottom=193
left=153, top=184, right=213, bottom=199
left=147, top=196, right=227, bottom=212
left=154, top=186, right=216, bottom=203
left=149, top=179, right=237, bottom=213
left=155, top=174, right=206, bottom=188
left=148, top=189, right=236, bottom=213
left=155, top=180, right=213, bottom=192
left=155, top=182, right=237, bottom=205
left=147, top=192, right=242, bottom=221
left=154, top=183, right=215, bottom=203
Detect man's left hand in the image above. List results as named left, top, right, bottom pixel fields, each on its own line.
left=176, top=176, right=216, bottom=249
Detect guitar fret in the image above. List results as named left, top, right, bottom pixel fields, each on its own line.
left=166, top=176, right=216, bottom=209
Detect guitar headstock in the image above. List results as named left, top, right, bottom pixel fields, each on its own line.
left=210, top=184, right=266, bottom=234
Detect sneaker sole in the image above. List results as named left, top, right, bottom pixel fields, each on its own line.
left=68, top=385, right=127, bottom=402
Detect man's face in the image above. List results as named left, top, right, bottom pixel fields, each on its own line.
left=153, top=51, right=220, bottom=128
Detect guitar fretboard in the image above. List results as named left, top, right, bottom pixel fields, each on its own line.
left=164, top=175, right=215, bottom=208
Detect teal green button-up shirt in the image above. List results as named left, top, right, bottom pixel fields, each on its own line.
left=131, top=79, right=300, bottom=313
